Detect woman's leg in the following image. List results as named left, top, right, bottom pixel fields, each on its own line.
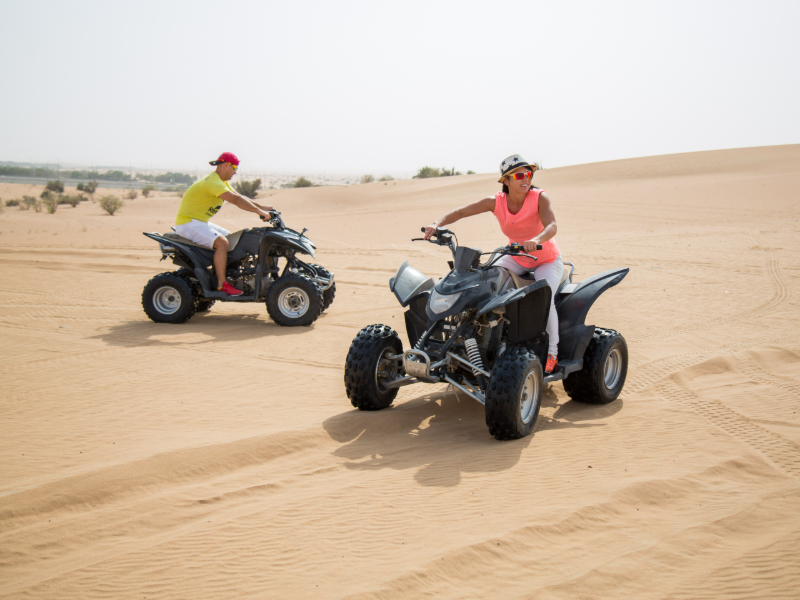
left=532, top=255, right=563, bottom=358
left=494, top=255, right=529, bottom=275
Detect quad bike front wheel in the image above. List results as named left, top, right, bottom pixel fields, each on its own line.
left=344, top=324, right=403, bottom=410
left=142, top=272, right=196, bottom=324
left=563, top=328, right=628, bottom=404
left=485, top=346, right=543, bottom=440
left=307, top=263, right=336, bottom=311
left=265, top=274, right=323, bottom=326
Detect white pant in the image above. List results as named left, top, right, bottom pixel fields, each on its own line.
left=173, top=219, right=229, bottom=249
left=496, top=254, right=563, bottom=357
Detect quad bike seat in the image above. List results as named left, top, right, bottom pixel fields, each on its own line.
left=162, top=229, right=246, bottom=252
left=509, top=264, right=571, bottom=292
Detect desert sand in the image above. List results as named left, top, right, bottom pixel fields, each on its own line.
left=1, top=145, right=799, bottom=599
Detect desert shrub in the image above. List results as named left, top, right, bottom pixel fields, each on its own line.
left=378, top=175, right=394, bottom=181
left=360, top=174, right=375, bottom=184
left=440, top=167, right=461, bottom=177
left=124, top=189, right=138, bottom=200
left=99, top=195, right=124, bottom=215
left=76, top=180, right=99, bottom=195
left=22, top=196, right=40, bottom=211
left=413, top=166, right=440, bottom=179
left=141, top=185, right=156, bottom=198
left=40, top=190, right=58, bottom=213
left=234, top=178, right=262, bottom=199
left=45, top=180, right=65, bottom=194
left=466, top=170, right=475, bottom=175
left=6, top=199, right=20, bottom=207
left=61, top=194, right=84, bottom=207
left=292, top=177, right=313, bottom=188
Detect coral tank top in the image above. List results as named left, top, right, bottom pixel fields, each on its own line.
left=493, top=189, right=560, bottom=270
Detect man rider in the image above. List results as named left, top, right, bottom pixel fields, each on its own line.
left=174, top=152, right=273, bottom=296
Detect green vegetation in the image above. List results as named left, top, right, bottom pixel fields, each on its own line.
left=22, top=196, right=41, bottom=212
left=5, top=199, right=20, bottom=207
left=76, top=180, right=99, bottom=195
left=141, top=185, right=156, bottom=197
left=58, top=194, right=85, bottom=207
left=0, top=165, right=60, bottom=179
left=45, top=180, right=65, bottom=193
left=378, top=175, right=394, bottom=181
left=40, top=190, right=58, bottom=213
left=138, top=172, right=196, bottom=184
left=466, top=170, right=475, bottom=175
left=0, top=165, right=196, bottom=184
left=282, top=177, right=313, bottom=188
left=124, top=190, right=138, bottom=200
left=99, top=195, right=124, bottom=215
left=234, top=178, right=262, bottom=199
left=360, top=174, right=375, bottom=184
left=413, top=166, right=464, bottom=179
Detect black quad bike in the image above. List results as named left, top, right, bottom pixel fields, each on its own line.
left=344, top=227, right=629, bottom=440
left=141, top=211, right=335, bottom=326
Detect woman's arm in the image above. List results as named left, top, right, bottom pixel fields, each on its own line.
left=523, top=191, right=557, bottom=252
left=424, top=196, right=496, bottom=240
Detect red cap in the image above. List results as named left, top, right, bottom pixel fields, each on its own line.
left=209, top=152, right=240, bottom=166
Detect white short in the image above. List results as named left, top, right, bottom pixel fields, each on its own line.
left=173, top=219, right=229, bottom=249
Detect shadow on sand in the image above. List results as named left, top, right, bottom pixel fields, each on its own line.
left=92, top=311, right=319, bottom=347
left=322, top=384, right=622, bottom=487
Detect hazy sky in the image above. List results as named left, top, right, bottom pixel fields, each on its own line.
left=1, top=0, right=798, bottom=175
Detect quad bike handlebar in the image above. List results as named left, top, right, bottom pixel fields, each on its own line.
left=412, top=227, right=543, bottom=269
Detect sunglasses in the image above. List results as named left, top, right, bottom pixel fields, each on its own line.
left=506, top=170, right=533, bottom=180
left=228, top=163, right=238, bottom=172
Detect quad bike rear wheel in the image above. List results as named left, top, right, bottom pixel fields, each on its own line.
left=308, top=263, right=336, bottom=311
left=485, top=346, right=543, bottom=440
left=265, top=274, right=323, bottom=326
left=344, top=324, right=403, bottom=410
left=563, top=328, right=628, bottom=404
left=142, top=272, right=196, bottom=324
left=195, top=299, right=216, bottom=313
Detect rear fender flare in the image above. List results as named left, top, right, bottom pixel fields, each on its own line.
left=556, top=268, right=629, bottom=330
left=143, top=232, right=215, bottom=293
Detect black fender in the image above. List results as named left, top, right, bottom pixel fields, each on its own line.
left=556, top=267, right=629, bottom=364
left=478, top=279, right=552, bottom=346
left=261, top=230, right=315, bottom=258
left=143, top=232, right=216, bottom=293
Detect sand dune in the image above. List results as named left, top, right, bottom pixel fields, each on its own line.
left=1, top=145, right=799, bottom=599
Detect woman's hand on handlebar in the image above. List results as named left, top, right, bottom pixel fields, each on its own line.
left=523, top=239, right=543, bottom=253
left=423, top=224, right=439, bottom=240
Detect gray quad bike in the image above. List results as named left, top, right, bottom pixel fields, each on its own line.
left=141, top=211, right=335, bottom=326
left=344, top=227, right=629, bottom=440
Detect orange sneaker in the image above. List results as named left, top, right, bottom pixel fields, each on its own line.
left=219, top=281, right=243, bottom=296
left=545, top=354, right=558, bottom=373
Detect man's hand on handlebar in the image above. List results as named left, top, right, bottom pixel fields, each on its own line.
left=258, top=209, right=276, bottom=221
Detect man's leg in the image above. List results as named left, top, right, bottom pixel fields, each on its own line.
left=212, top=235, right=229, bottom=289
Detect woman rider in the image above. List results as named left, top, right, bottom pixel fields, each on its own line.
left=423, top=154, right=563, bottom=373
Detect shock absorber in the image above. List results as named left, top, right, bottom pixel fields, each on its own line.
left=464, top=338, right=485, bottom=377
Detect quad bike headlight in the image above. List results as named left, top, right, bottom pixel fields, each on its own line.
left=429, top=290, right=462, bottom=314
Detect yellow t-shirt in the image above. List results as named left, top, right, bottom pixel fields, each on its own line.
left=175, top=171, right=234, bottom=225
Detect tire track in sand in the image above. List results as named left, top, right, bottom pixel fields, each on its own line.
left=634, top=251, right=792, bottom=343
left=626, top=328, right=800, bottom=394
left=654, top=378, right=800, bottom=480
